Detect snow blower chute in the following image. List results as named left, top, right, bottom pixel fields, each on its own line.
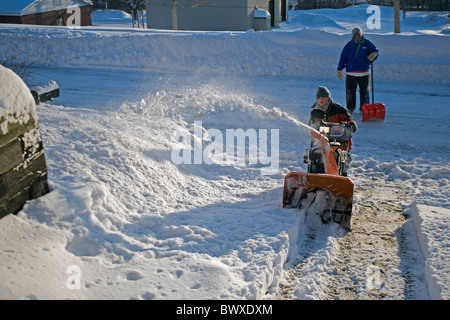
left=282, top=122, right=354, bottom=230
left=361, top=62, right=385, bottom=122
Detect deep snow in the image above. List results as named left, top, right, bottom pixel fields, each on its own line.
left=0, top=5, right=449, bottom=300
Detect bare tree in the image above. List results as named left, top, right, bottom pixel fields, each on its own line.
left=172, top=0, right=177, bottom=30
left=122, top=0, right=146, bottom=11
left=121, top=0, right=145, bottom=24
left=0, top=44, right=37, bottom=83
left=394, top=0, right=401, bottom=33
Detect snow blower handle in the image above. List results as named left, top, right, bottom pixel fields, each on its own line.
left=318, top=121, right=352, bottom=142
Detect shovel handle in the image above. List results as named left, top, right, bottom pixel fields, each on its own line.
left=371, top=61, right=374, bottom=104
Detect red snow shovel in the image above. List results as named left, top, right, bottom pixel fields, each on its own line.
left=361, top=62, right=385, bottom=122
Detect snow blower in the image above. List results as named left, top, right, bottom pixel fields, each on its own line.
left=282, top=122, right=354, bottom=230
left=361, top=62, right=385, bottom=122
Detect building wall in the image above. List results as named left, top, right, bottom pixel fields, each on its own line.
left=20, top=5, right=92, bottom=26
left=146, top=0, right=272, bottom=31
left=0, top=16, right=22, bottom=24
left=0, top=2, right=92, bottom=26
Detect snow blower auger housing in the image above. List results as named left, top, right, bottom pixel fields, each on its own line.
left=283, top=122, right=354, bottom=230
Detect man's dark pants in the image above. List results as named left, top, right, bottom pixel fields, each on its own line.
left=345, top=74, right=369, bottom=113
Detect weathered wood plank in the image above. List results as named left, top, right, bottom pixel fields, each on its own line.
left=0, top=152, right=49, bottom=218
left=0, top=138, right=24, bottom=175
left=0, top=173, right=49, bottom=220
left=0, top=116, right=36, bottom=147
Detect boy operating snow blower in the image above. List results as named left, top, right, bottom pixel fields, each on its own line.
left=282, top=86, right=357, bottom=230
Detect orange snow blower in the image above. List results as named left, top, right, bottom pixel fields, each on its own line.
left=361, top=62, right=385, bottom=122
left=282, top=122, right=354, bottom=230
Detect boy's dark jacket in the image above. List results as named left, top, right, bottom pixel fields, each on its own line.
left=309, top=100, right=357, bottom=150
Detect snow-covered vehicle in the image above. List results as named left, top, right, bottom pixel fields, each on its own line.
left=282, top=121, right=355, bottom=230
left=27, top=77, right=59, bottom=104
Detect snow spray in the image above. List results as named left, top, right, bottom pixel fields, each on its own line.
left=170, top=108, right=317, bottom=175
left=171, top=121, right=280, bottom=175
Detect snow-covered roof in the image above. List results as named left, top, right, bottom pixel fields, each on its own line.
left=0, top=0, right=92, bottom=17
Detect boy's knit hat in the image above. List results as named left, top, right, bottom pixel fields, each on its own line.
left=316, top=86, right=331, bottom=99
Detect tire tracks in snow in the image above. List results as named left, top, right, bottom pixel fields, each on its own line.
left=274, top=175, right=429, bottom=300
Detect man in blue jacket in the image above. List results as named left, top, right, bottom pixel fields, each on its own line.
left=337, top=27, right=378, bottom=113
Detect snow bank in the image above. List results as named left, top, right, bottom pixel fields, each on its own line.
left=0, top=22, right=448, bottom=84
left=0, top=84, right=303, bottom=299
left=410, top=204, right=450, bottom=300
left=281, top=5, right=450, bottom=35
left=91, top=9, right=132, bottom=28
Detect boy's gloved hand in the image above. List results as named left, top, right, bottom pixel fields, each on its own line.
left=347, top=121, right=358, bottom=133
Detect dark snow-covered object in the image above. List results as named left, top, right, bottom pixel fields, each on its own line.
left=0, top=65, right=49, bottom=219
left=29, top=79, right=60, bottom=104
